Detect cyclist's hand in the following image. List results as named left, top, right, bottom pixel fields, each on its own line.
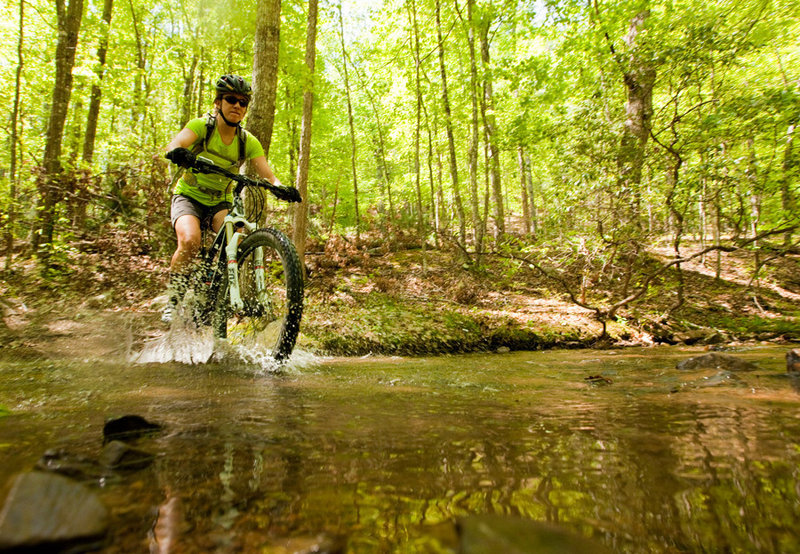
left=165, top=147, right=196, bottom=168
left=272, top=184, right=302, bottom=203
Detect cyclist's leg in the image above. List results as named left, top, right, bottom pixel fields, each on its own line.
left=210, top=206, right=229, bottom=233
left=171, top=217, right=202, bottom=272
left=165, top=196, right=204, bottom=321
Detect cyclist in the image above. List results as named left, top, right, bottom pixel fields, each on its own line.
left=163, top=74, right=283, bottom=322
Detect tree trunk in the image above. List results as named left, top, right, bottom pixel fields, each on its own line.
left=128, top=0, right=144, bottom=133
left=478, top=16, right=504, bottom=241
left=518, top=146, right=530, bottom=236
left=292, top=0, right=318, bottom=271
left=616, top=10, right=656, bottom=228
left=464, top=0, right=483, bottom=262
left=34, top=0, right=85, bottom=259
left=338, top=3, right=360, bottom=244
left=358, top=76, right=394, bottom=224
left=180, top=53, right=198, bottom=128
left=423, top=97, right=440, bottom=246
left=5, top=0, right=24, bottom=270
left=249, top=0, right=281, bottom=158
left=408, top=0, right=425, bottom=253
left=196, top=54, right=205, bottom=118
left=782, top=124, right=797, bottom=246
left=436, top=0, right=466, bottom=251
left=82, top=0, right=113, bottom=165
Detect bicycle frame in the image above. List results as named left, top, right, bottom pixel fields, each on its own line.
left=182, top=154, right=302, bottom=347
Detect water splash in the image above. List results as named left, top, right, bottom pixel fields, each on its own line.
left=130, top=317, right=216, bottom=365
left=130, top=308, right=319, bottom=373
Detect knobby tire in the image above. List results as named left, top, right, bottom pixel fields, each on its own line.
left=213, top=228, right=304, bottom=362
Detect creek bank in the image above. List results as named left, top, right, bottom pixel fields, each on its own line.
left=298, top=297, right=798, bottom=357
left=2, top=243, right=799, bottom=358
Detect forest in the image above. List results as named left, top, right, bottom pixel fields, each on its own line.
left=0, top=0, right=798, bottom=353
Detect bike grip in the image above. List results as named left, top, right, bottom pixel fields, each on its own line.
left=279, top=186, right=302, bottom=203
left=165, top=147, right=196, bottom=168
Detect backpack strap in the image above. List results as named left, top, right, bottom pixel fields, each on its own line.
left=168, top=114, right=247, bottom=194
left=194, top=111, right=247, bottom=168
left=235, top=125, right=247, bottom=168
left=191, top=111, right=216, bottom=156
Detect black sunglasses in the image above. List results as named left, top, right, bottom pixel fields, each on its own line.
left=223, top=95, right=249, bottom=107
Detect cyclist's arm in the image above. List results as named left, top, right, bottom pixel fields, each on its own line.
left=251, top=156, right=282, bottom=188
left=166, top=128, right=199, bottom=151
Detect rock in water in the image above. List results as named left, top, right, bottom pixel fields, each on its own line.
left=0, top=471, right=108, bottom=550
left=457, top=515, right=611, bottom=554
left=787, top=349, right=800, bottom=373
left=100, top=440, right=155, bottom=470
left=676, top=352, right=758, bottom=372
left=103, top=414, right=162, bottom=443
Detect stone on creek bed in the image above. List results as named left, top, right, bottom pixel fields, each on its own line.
left=676, top=352, right=759, bottom=372
left=102, top=414, right=163, bottom=443
left=100, top=440, right=155, bottom=470
left=457, top=514, right=611, bottom=554
left=0, top=471, right=108, bottom=551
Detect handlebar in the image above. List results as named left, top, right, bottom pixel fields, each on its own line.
left=189, top=155, right=302, bottom=203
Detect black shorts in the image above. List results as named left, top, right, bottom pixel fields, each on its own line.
left=170, top=195, right=231, bottom=230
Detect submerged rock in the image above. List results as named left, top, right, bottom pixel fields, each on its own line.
left=676, top=352, right=758, bottom=372
left=457, top=514, right=611, bottom=554
left=103, top=414, right=162, bottom=443
left=36, top=449, right=107, bottom=482
left=100, top=440, right=155, bottom=470
left=266, top=533, right=346, bottom=554
left=787, top=349, right=800, bottom=373
left=0, top=471, right=108, bottom=550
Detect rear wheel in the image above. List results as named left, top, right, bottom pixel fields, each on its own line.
left=214, top=228, right=304, bottom=362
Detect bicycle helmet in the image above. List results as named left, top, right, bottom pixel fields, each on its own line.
left=215, top=74, right=252, bottom=99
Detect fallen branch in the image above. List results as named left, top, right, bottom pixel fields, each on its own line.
left=501, top=225, right=797, bottom=336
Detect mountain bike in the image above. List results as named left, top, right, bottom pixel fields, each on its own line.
left=174, top=156, right=304, bottom=362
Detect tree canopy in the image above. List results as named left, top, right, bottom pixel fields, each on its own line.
left=0, top=0, right=797, bottom=278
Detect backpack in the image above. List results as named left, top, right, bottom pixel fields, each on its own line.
left=169, top=113, right=248, bottom=193
left=192, top=111, right=247, bottom=168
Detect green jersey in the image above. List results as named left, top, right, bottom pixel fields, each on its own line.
left=173, top=117, right=265, bottom=206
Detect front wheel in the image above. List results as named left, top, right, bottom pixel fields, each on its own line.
left=214, top=228, right=304, bottom=362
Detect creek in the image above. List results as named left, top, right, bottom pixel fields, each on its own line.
left=1, top=343, right=798, bottom=552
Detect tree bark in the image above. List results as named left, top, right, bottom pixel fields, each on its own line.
left=249, top=0, right=281, bottom=158
left=128, top=0, right=147, bottom=142
left=782, top=124, right=797, bottom=246
left=34, top=0, right=85, bottom=259
left=180, top=53, right=198, bottom=129
left=616, top=10, right=656, bottom=229
left=477, top=14, right=505, bottom=240
left=463, top=0, right=483, bottom=262
left=518, top=146, right=530, bottom=236
left=338, top=3, right=360, bottom=244
left=436, top=0, right=466, bottom=251
left=82, top=0, right=113, bottom=164
left=524, top=152, right=537, bottom=237
left=408, top=0, right=426, bottom=257
left=5, top=0, right=24, bottom=270
left=354, top=68, right=394, bottom=224
left=292, top=0, right=318, bottom=270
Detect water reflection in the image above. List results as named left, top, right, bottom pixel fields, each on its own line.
left=0, top=347, right=799, bottom=552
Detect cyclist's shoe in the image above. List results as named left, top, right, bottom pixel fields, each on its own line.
left=161, top=305, right=173, bottom=323
left=161, top=298, right=178, bottom=323
left=162, top=273, right=189, bottom=324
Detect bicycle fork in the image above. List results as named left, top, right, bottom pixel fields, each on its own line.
left=224, top=224, right=267, bottom=314
left=225, top=227, right=247, bottom=313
